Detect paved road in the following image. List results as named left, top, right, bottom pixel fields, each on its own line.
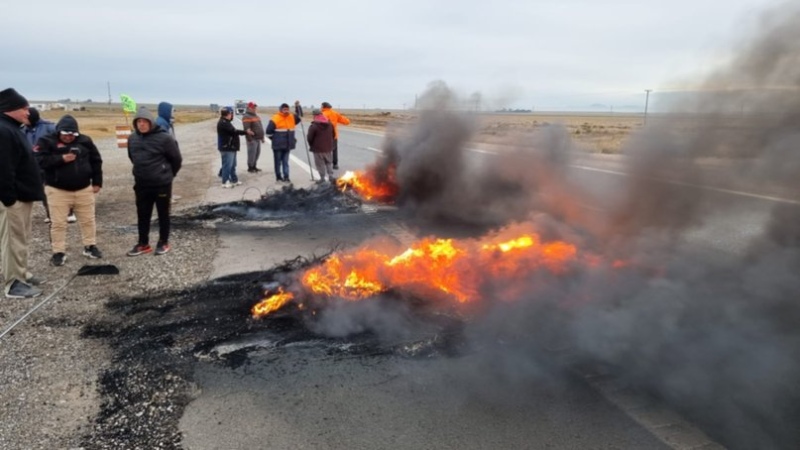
left=178, top=125, right=761, bottom=449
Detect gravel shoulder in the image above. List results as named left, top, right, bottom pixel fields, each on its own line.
left=0, top=119, right=227, bottom=449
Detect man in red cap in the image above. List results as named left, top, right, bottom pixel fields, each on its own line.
left=0, top=88, right=45, bottom=298
left=242, top=101, right=265, bottom=173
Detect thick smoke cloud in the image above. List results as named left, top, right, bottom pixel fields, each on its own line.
left=307, top=3, right=800, bottom=448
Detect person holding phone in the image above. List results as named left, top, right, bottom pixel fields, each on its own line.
left=34, top=115, right=103, bottom=266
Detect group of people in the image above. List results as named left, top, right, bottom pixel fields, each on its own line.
left=216, top=101, right=350, bottom=186
left=0, top=87, right=182, bottom=299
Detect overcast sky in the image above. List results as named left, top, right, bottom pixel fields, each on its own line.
left=1, top=0, right=786, bottom=111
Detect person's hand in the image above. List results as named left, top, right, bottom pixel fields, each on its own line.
left=246, top=130, right=254, bottom=136
left=63, top=152, right=77, bottom=163
left=92, top=185, right=101, bottom=194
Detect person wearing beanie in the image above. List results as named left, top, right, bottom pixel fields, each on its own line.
left=241, top=101, right=265, bottom=173
left=35, top=115, right=104, bottom=266
left=23, top=107, right=57, bottom=223
left=320, top=101, right=351, bottom=170
left=126, top=106, right=183, bottom=256
left=265, top=102, right=301, bottom=183
left=307, top=108, right=335, bottom=183
left=0, top=88, right=44, bottom=298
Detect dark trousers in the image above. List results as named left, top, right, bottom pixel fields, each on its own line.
left=332, top=138, right=339, bottom=166
left=134, top=184, right=172, bottom=246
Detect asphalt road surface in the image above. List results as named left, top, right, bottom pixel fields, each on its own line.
left=173, top=125, right=777, bottom=449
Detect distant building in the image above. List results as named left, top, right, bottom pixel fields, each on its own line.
left=30, top=103, right=49, bottom=111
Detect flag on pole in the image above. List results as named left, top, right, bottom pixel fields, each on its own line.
left=120, top=94, right=137, bottom=114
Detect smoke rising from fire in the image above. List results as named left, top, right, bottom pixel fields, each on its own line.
left=281, top=4, right=800, bottom=448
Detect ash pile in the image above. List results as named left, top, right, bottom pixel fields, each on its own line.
left=190, top=183, right=364, bottom=221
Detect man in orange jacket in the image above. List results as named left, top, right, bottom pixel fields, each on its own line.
left=320, top=102, right=350, bottom=170
left=266, top=103, right=301, bottom=183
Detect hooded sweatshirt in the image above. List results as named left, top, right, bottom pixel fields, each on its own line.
left=127, top=107, right=182, bottom=187
left=156, top=101, right=175, bottom=137
left=307, top=114, right=334, bottom=153
left=34, top=115, right=103, bottom=191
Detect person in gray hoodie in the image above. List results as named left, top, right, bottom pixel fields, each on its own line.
left=126, top=106, right=182, bottom=256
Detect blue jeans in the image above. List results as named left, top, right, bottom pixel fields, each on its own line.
left=220, top=151, right=238, bottom=183
left=273, top=149, right=290, bottom=180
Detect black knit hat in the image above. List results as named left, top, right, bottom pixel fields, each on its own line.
left=28, top=107, right=41, bottom=126
left=0, top=88, right=29, bottom=113
left=280, top=103, right=290, bottom=109
left=321, top=102, right=332, bottom=108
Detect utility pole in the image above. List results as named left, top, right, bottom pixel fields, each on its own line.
left=644, top=89, right=652, bottom=125
left=107, top=81, right=112, bottom=110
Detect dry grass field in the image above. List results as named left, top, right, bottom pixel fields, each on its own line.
left=38, top=105, right=643, bottom=154
left=38, top=104, right=217, bottom=140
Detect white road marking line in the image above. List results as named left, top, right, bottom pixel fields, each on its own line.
left=570, top=165, right=800, bottom=205
left=289, top=153, right=321, bottom=179
left=342, top=128, right=800, bottom=206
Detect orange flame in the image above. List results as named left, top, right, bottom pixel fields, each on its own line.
left=252, top=224, right=603, bottom=318
left=252, top=288, right=295, bottom=317
left=336, top=166, right=398, bottom=202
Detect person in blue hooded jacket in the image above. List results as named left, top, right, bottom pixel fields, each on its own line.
left=155, top=101, right=175, bottom=138
left=24, top=107, right=59, bottom=223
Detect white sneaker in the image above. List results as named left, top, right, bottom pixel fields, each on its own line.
left=67, top=214, right=77, bottom=223
left=222, top=182, right=233, bottom=189
left=234, top=181, right=243, bottom=186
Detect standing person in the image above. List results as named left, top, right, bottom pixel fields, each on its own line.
left=217, top=107, right=252, bottom=188
left=320, top=101, right=350, bottom=170
left=156, top=101, right=176, bottom=138
left=126, top=106, right=182, bottom=256
left=294, top=100, right=303, bottom=118
left=241, top=102, right=265, bottom=173
left=0, top=88, right=44, bottom=298
left=266, top=103, right=301, bottom=183
left=23, top=107, right=58, bottom=223
left=307, top=108, right=335, bottom=183
left=35, top=115, right=104, bottom=266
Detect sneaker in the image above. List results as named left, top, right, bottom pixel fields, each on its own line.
left=155, top=242, right=171, bottom=255
left=83, top=245, right=103, bottom=259
left=276, top=177, right=284, bottom=182
left=26, top=275, right=46, bottom=286
left=127, top=244, right=153, bottom=256
left=247, top=167, right=256, bottom=173
left=51, top=252, right=67, bottom=266
left=5, top=279, right=42, bottom=299
left=284, top=178, right=292, bottom=184
left=67, top=213, right=77, bottom=223
left=222, top=182, right=233, bottom=189
left=254, top=167, right=262, bottom=172
left=44, top=217, right=51, bottom=224
left=234, top=181, right=243, bottom=186
left=333, top=165, right=339, bottom=170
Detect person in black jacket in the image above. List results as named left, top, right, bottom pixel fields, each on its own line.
left=217, top=107, right=252, bottom=188
left=0, top=88, right=44, bottom=298
left=126, top=106, right=182, bottom=256
left=35, top=115, right=104, bottom=266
